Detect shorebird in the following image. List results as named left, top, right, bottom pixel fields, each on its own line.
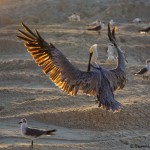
left=109, top=19, right=115, bottom=26
left=17, top=23, right=126, bottom=112
left=135, top=59, right=150, bottom=79
left=68, top=13, right=80, bottom=22
left=133, top=18, right=142, bottom=24
left=105, top=43, right=116, bottom=63
left=18, top=118, right=56, bottom=148
left=139, top=26, right=150, bottom=34
left=87, top=22, right=105, bottom=34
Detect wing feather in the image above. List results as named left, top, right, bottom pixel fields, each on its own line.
left=17, top=23, right=99, bottom=96
left=18, top=29, right=36, bottom=41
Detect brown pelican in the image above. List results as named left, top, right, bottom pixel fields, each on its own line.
left=135, top=59, right=150, bottom=79
left=17, top=23, right=126, bottom=112
left=19, top=118, right=56, bottom=148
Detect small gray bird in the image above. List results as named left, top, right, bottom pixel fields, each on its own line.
left=135, top=59, right=150, bottom=79
left=87, top=22, right=105, bottom=34
left=139, top=26, right=150, bottom=34
left=18, top=118, right=56, bottom=148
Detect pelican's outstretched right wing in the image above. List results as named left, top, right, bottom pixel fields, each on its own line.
left=17, top=23, right=99, bottom=96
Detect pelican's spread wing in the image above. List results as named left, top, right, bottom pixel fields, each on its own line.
left=101, top=68, right=126, bottom=91
left=17, top=23, right=126, bottom=112
left=17, top=23, right=98, bottom=96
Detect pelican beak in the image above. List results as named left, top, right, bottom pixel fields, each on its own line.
left=87, top=51, right=93, bottom=71
left=112, top=26, right=116, bottom=40
left=114, top=26, right=117, bottom=32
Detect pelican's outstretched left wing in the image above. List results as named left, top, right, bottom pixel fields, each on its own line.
left=17, top=23, right=99, bottom=96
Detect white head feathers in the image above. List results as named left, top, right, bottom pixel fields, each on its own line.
left=89, top=44, right=98, bottom=62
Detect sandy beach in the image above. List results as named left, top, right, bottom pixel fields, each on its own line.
left=0, top=0, right=150, bottom=149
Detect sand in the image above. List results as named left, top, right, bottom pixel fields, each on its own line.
left=0, top=0, right=150, bottom=149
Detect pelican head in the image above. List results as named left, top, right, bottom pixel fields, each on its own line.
left=89, top=44, right=97, bottom=53
left=88, top=44, right=98, bottom=71
left=89, top=44, right=98, bottom=61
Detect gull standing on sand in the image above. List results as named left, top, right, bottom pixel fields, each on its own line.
left=106, top=43, right=116, bottom=63
left=135, top=59, right=150, bottom=79
left=87, top=21, right=105, bottom=34
left=17, top=23, right=126, bottom=112
left=19, top=118, right=56, bottom=148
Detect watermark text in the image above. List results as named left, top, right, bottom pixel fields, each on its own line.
left=130, top=144, right=150, bottom=149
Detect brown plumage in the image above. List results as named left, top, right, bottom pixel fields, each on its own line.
left=17, top=23, right=126, bottom=112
